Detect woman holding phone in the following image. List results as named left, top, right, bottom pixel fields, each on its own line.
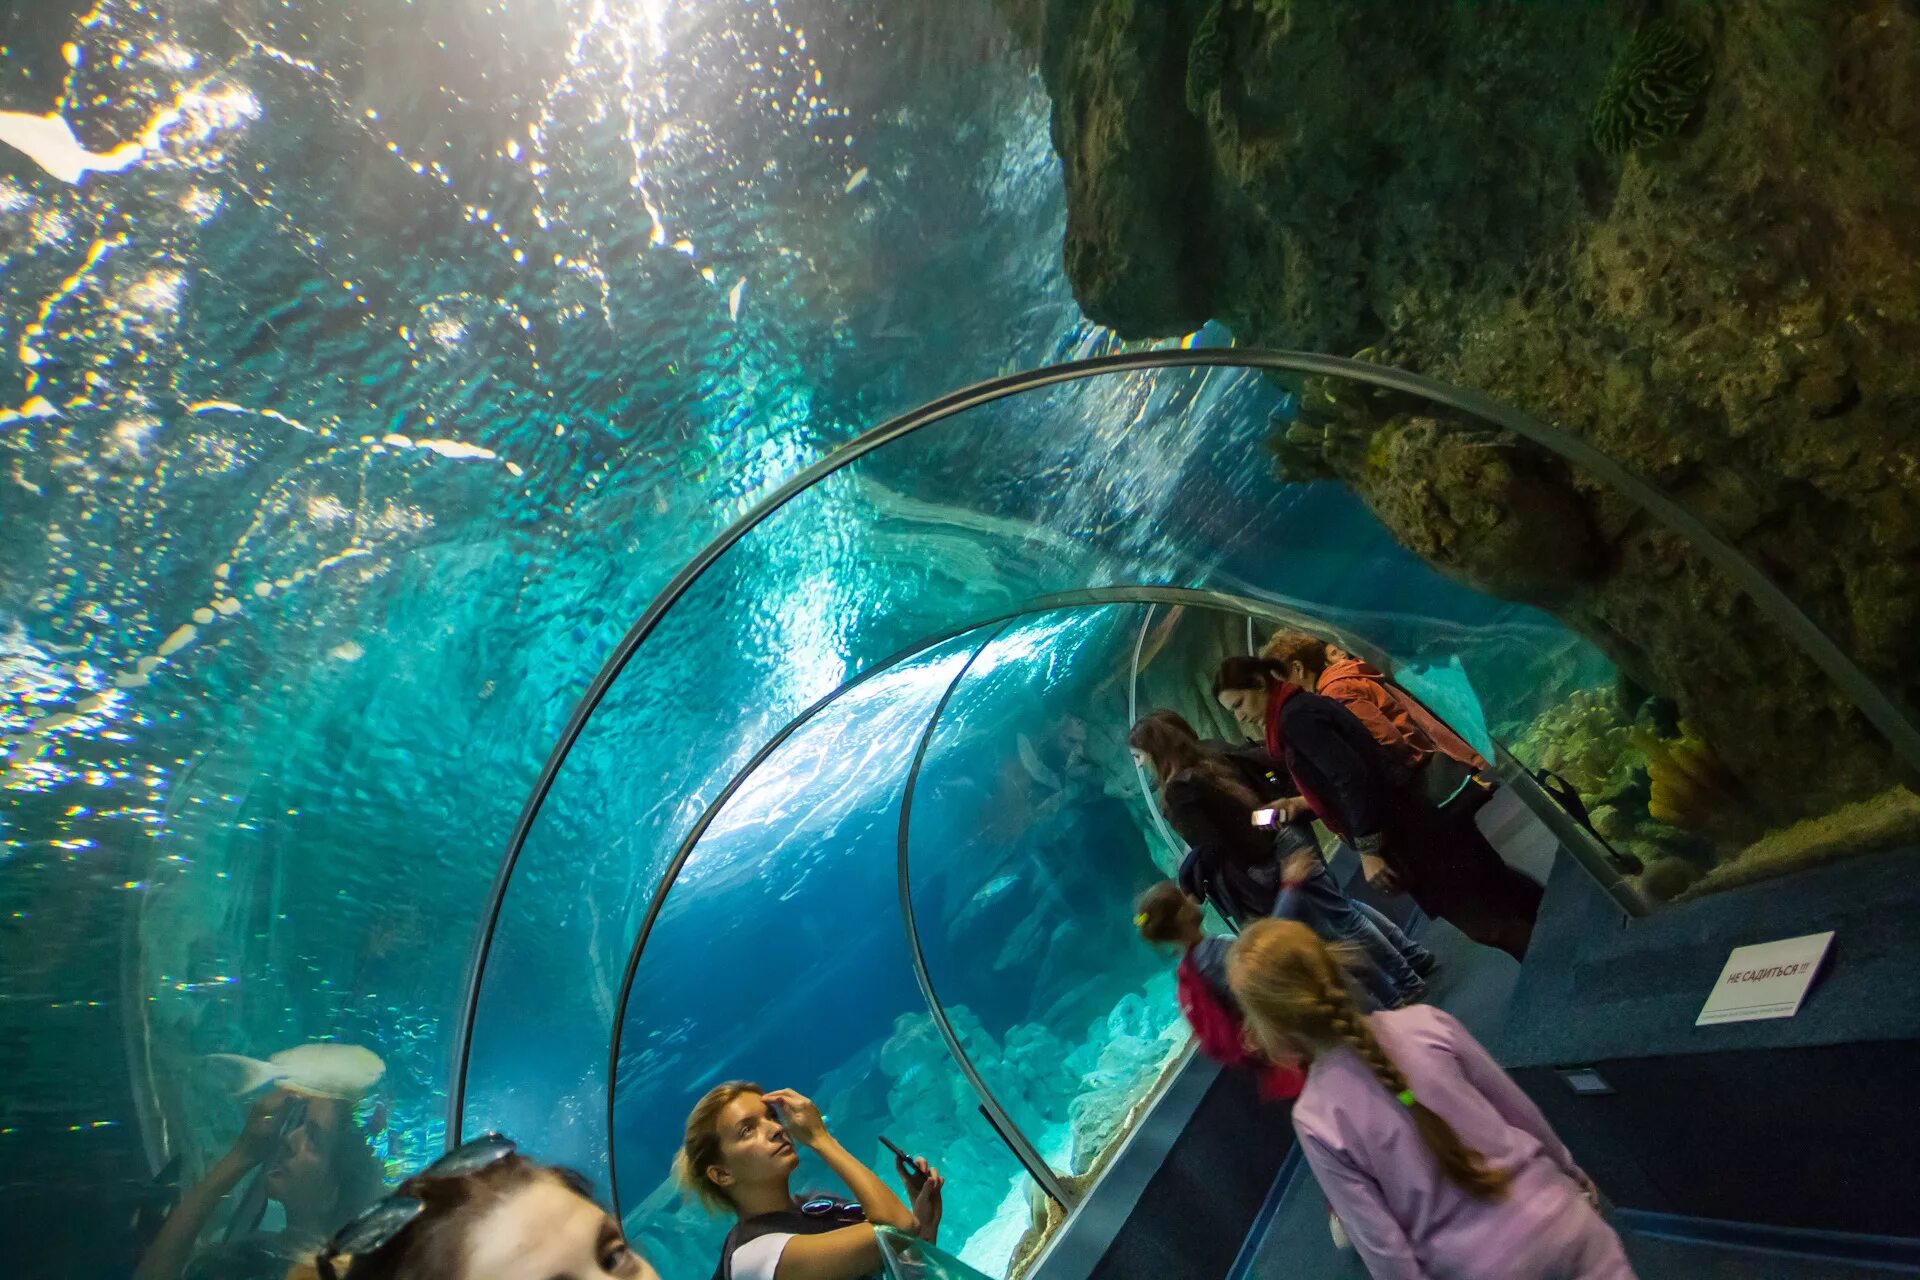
left=1129, top=710, right=1432, bottom=1008
left=676, top=1083, right=943, bottom=1280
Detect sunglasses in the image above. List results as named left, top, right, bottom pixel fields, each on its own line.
left=799, top=1196, right=862, bottom=1220
left=315, top=1133, right=517, bottom=1280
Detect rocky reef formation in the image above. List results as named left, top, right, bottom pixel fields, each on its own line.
left=1002, top=0, right=1920, bottom=844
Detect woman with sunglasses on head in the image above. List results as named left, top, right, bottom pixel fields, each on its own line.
left=677, top=1083, right=944, bottom=1280
left=285, top=1132, right=660, bottom=1280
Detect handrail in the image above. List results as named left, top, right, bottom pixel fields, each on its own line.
left=450, top=348, right=1920, bottom=1148
left=892, top=620, right=1075, bottom=1207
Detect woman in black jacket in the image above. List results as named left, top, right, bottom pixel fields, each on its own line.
left=1128, top=711, right=1429, bottom=1007
left=1212, top=657, right=1540, bottom=959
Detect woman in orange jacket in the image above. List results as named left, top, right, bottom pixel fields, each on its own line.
left=1261, top=631, right=1487, bottom=809
left=1244, top=636, right=1542, bottom=959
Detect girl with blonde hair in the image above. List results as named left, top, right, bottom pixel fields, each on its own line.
left=1227, top=920, right=1634, bottom=1279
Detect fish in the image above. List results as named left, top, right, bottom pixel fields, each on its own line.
left=844, top=166, right=869, bottom=193
left=1014, top=734, right=1061, bottom=792
left=727, top=276, right=746, bottom=321
left=0, top=109, right=144, bottom=185
left=206, top=1043, right=385, bottom=1100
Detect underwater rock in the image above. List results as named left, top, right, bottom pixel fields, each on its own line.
left=1681, top=788, right=1920, bottom=898
left=1010, top=0, right=1920, bottom=839
left=1638, top=855, right=1703, bottom=905
left=1003, top=0, right=1215, bottom=335
left=1184, top=0, right=1228, bottom=115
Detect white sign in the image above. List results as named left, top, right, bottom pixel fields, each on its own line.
left=1696, top=931, right=1834, bottom=1026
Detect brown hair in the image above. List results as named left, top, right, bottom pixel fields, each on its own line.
left=1227, top=920, right=1511, bottom=1200
left=1134, top=880, right=1202, bottom=945
left=1128, top=711, right=1259, bottom=808
left=286, top=1155, right=598, bottom=1280
left=1211, top=656, right=1285, bottom=700
left=1259, top=631, right=1333, bottom=682
left=674, top=1081, right=764, bottom=1214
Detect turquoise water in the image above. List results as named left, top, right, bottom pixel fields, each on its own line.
left=0, top=4, right=1614, bottom=1278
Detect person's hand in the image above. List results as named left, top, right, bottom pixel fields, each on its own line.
left=909, top=1160, right=944, bottom=1243
left=1281, top=851, right=1317, bottom=885
left=230, top=1088, right=292, bottom=1166
left=1275, top=796, right=1311, bottom=822
left=761, top=1089, right=829, bottom=1148
left=1360, top=853, right=1400, bottom=895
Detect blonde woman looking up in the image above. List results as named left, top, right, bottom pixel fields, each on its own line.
left=676, top=1083, right=943, bottom=1280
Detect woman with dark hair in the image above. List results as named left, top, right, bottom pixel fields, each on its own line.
left=1228, top=920, right=1632, bottom=1278
left=677, top=1083, right=942, bottom=1280
left=286, top=1133, right=659, bottom=1280
left=1128, top=710, right=1431, bottom=1007
left=1212, top=657, right=1540, bottom=959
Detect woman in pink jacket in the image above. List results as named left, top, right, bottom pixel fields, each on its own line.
left=1227, top=919, right=1636, bottom=1280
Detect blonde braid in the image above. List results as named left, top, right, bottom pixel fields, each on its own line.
left=1230, top=919, right=1512, bottom=1201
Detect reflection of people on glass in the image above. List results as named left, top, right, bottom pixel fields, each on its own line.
left=677, top=1083, right=942, bottom=1280
left=1213, top=658, right=1538, bottom=960
left=135, top=1089, right=384, bottom=1280
left=1129, top=710, right=1432, bottom=1007
left=291, top=1132, right=660, bottom=1280
left=1228, top=920, right=1634, bottom=1279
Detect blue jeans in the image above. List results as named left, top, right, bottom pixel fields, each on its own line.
left=1278, top=858, right=1431, bottom=1006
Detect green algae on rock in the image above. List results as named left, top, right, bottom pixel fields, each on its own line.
left=1591, top=21, right=1713, bottom=155
left=1186, top=0, right=1228, bottom=114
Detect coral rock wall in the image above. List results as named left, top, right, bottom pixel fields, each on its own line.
left=1004, top=0, right=1920, bottom=820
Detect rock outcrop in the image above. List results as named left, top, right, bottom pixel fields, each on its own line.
left=1006, top=0, right=1920, bottom=831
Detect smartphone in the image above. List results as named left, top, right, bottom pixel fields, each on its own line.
left=1250, top=807, right=1278, bottom=828
left=878, top=1135, right=929, bottom=1196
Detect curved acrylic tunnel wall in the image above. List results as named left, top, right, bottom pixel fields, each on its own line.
left=453, top=353, right=1602, bottom=1182
left=457, top=348, right=1920, bottom=1276
left=70, top=347, right=1920, bottom=1280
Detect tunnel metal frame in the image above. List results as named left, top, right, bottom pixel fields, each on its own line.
left=890, top=618, right=1077, bottom=1208
left=592, top=587, right=1340, bottom=1214
left=450, top=347, right=1920, bottom=1196
left=595, top=582, right=1642, bottom=1220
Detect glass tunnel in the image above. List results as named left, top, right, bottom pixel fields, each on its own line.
left=5, top=3, right=1920, bottom=1280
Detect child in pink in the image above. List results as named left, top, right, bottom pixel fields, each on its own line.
left=1228, top=919, right=1636, bottom=1280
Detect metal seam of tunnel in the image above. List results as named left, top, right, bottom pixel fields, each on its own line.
left=592, top=583, right=1640, bottom=1221
left=452, top=347, right=1920, bottom=1153
left=593, top=587, right=1328, bottom=1214
left=891, top=617, right=1078, bottom=1209
left=1126, top=604, right=1181, bottom=858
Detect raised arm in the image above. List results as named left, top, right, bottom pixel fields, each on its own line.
left=134, top=1090, right=286, bottom=1280
left=762, top=1090, right=917, bottom=1232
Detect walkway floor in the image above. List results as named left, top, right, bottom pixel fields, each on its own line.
left=1236, top=922, right=1916, bottom=1278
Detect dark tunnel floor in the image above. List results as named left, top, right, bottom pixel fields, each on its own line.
left=1237, top=919, right=1917, bottom=1278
